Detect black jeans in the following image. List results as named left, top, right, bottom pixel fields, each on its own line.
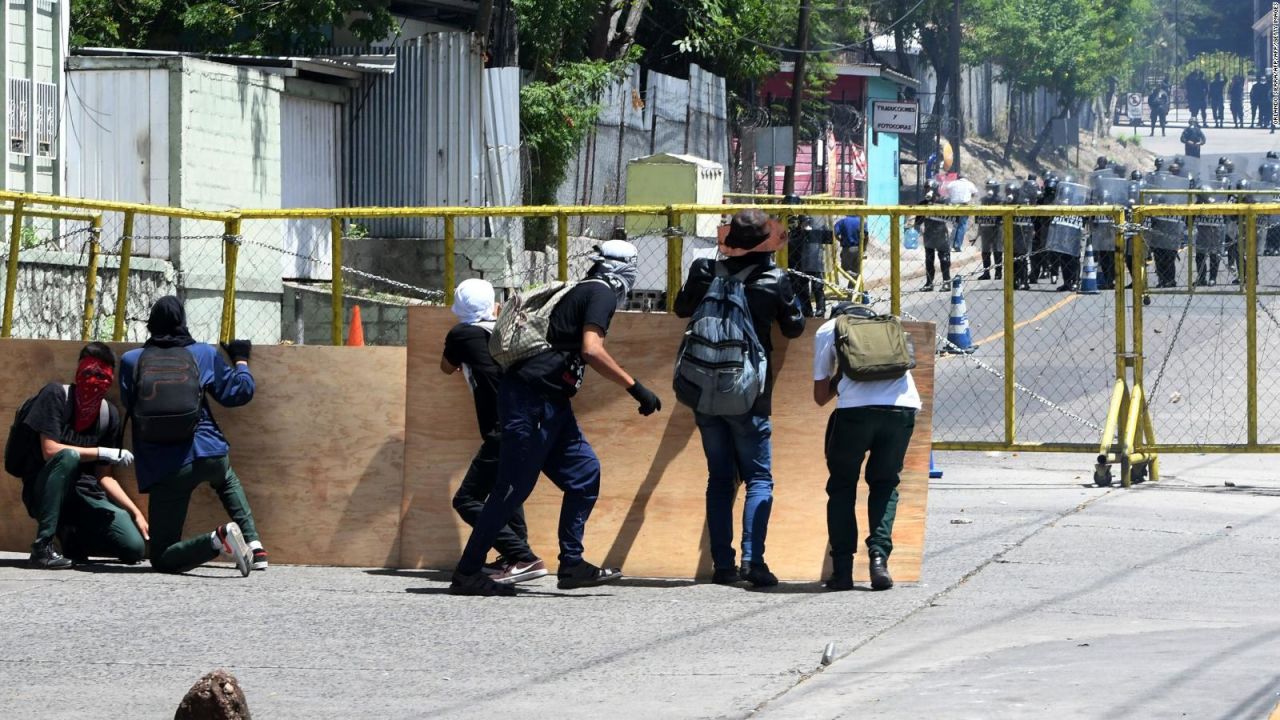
left=452, top=431, right=536, bottom=563
left=1057, top=252, right=1080, bottom=289
left=1195, top=253, right=1221, bottom=283
left=924, top=248, right=950, bottom=286
left=981, top=251, right=1003, bottom=278
left=1153, top=248, right=1178, bottom=287
left=795, top=275, right=825, bottom=317
left=1096, top=251, right=1116, bottom=288
left=457, top=377, right=602, bottom=575
left=824, top=407, right=916, bottom=559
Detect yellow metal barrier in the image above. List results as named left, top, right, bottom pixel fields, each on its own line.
left=7, top=190, right=1280, bottom=473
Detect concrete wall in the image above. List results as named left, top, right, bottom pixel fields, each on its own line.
left=173, top=58, right=284, bottom=343
left=0, top=250, right=175, bottom=341
left=280, top=281, right=417, bottom=347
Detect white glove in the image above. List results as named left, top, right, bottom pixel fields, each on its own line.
left=98, top=447, right=135, bottom=467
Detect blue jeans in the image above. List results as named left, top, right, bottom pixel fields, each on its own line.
left=694, top=412, right=774, bottom=569
left=456, top=377, right=601, bottom=575
left=951, top=216, right=970, bottom=252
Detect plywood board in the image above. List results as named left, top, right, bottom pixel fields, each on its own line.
left=402, top=307, right=933, bottom=582
left=0, top=340, right=406, bottom=568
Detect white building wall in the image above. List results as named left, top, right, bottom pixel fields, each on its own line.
left=280, top=94, right=340, bottom=280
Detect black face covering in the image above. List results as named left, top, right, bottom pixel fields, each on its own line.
left=145, top=295, right=197, bottom=348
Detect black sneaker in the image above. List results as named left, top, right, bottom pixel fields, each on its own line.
left=740, top=562, right=778, bottom=588
left=712, top=567, right=741, bottom=585
left=869, top=554, right=894, bottom=591
left=556, top=561, right=623, bottom=589
left=449, top=570, right=516, bottom=596
left=919, top=283, right=934, bottom=292
left=29, top=540, right=72, bottom=570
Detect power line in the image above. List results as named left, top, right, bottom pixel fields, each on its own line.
left=734, top=0, right=929, bottom=56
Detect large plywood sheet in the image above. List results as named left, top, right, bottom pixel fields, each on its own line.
left=0, top=341, right=406, bottom=568
left=403, top=307, right=933, bottom=582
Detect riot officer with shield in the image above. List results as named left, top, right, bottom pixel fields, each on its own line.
left=1090, top=171, right=1130, bottom=291
left=1259, top=153, right=1280, bottom=255
left=1046, top=176, right=1090, bottom=291
left=1032, top=172, right=1059, bottom=285
left=1193, top=187, right=1226, bottom=286
left=1010, top=181, right=1035, bottom=290
left=914, top=186, right=952, bottom=292
left=1145, top=165, right=1190, bottom=288
left=976, top=180, right=1004, bottom=280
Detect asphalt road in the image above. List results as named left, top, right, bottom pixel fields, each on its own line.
left=4, top=453, right=1279, bottom=719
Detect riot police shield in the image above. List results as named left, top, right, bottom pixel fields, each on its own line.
left=1145, top=172, right=1190, bottom=250
left=1045, top=181, right=1090, bottom=256
left=1193, top=188, right=1227, bottom=257
left=1090, top=174, right=1129, bottom=253
left=1259, top=159, right=1280, bottom=184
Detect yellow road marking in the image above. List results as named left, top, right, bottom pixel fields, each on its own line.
left=940, top=293, right=1082, bottom=357
left=1269, top=697, right=1280, bottom=720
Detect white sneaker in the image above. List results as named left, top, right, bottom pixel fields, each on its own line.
left=216, top=523, right=252, bottom=577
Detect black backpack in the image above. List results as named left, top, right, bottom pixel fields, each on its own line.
left=5, top=385, right=109, bottom=479
left=130, top=346, right=205, bottom=445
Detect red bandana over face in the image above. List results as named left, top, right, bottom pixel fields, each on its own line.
left=73, top=358, right=114, bottom=433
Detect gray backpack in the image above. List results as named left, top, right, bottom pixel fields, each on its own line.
left=488, top=282, right=576, bottom=370
left=672, top=264, right=768, bottom=416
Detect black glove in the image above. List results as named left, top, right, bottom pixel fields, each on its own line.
left=627, top=381, right=662, bottom=417
left=222, top=339, right=252, bottom=363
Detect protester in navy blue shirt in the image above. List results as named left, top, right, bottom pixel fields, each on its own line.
left=834, top=215, right=863, bottom=278
left=119, top=297, right=264, bottom=576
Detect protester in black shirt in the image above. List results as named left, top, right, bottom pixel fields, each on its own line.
left=450, top=240, right=664, bottom=596
left=441, top=279, right=544, bottom=585
left=8, top=343, right=146, bottom=568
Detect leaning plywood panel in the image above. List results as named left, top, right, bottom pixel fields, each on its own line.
left=401, top=307, right=933, bottom=582
left=0, top=341, right=406, bottom=568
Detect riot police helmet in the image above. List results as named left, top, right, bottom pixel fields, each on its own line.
left=1130, top=170, right=1143, bottom=181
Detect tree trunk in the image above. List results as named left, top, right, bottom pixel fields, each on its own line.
left=607, top=0, right=648, bottom=60
left=589, top=0, right=648, bottom=61
left=919, top=26, right=949, bottom=117
left=1004, top=91, right=1017, bottom=164
left=589, top=1, right=626, bottom=60
left=1028, top=104, right=1070, bottom=164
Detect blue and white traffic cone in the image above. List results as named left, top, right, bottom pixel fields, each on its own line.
left=1078, top=240, right=1100, bottom=295
left=944, top=276, right=975, bottom=354
left=930, top=452, right=943, bottom=479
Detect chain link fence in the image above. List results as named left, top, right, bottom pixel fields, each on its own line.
left=10, top=189, right=1280, bottom=458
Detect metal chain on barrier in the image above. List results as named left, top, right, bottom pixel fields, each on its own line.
left=240, top=235, right=446, bottom=300
left=1147, top=293, right=1193, bottom=400
left=784, top=241, right=1109, bottom=434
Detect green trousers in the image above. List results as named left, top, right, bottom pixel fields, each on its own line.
left=32, top=449, right=145, bottom=563
left=148, top=456, right=260, bottom=573
left=824, top=406, right=916, bottom=559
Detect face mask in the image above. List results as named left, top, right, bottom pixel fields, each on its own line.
left=591, top=258, right=637, bottom=306
left=73, top=357, right=113, bottom=433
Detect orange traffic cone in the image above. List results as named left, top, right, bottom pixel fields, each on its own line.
left=346, top=305, right=365, bottom=347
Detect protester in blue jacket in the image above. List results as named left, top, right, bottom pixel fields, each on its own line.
left=119, top=296, right=265, bottom=576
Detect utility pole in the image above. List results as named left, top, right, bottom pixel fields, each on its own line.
left=950, top=0, right=962, bottom=174
left=782, top=0, right=812, bottom=196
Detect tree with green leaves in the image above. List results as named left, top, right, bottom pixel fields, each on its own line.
left=965, top=0, right=1151, bottom=162
left=70, top=0, right=396, bottom=54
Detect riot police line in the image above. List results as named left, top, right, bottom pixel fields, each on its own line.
left=774, top=153, right=1280, bottom=309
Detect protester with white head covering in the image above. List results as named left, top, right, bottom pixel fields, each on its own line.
left=441, top=278, right=545, bottom=585
left=451, top=278, right=498, bottom=325
left=449, top=237, right=663, bottom=596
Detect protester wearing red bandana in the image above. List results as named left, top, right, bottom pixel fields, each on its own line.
left=8, top=343, right=147, bottom=569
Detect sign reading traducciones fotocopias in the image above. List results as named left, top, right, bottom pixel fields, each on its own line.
left=872, top=100, right=920, bottom=134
